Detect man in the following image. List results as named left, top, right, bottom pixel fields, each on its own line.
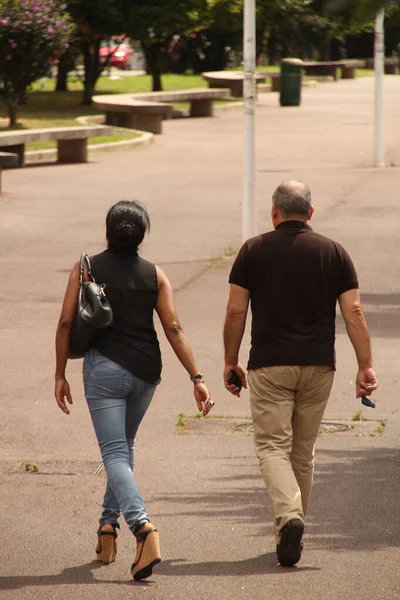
left=223, top=180, right=378, bottom=567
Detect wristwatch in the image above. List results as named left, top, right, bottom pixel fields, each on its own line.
left=190, top=372, right=204, bottom=384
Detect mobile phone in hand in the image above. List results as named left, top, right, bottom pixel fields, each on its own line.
left=361, top=396, right=376, bottom=408
left=227, top=370, right=243, bottom=392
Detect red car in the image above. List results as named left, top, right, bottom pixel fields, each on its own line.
left=99, top=41, right=134, bottom=70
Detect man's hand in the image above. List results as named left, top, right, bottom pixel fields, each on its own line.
left=224, top=363, right=247, bottom=397
left=55, top=377, right=73, bottom=415
left=356, top=367, right=378, bottom=399
left=193, top=382, right=213, bottom=416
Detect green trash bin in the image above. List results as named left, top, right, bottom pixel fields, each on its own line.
left=280, top=58, right=304, bottom=107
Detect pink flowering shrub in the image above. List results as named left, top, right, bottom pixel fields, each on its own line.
left=0, top=0, right=73, bottom=126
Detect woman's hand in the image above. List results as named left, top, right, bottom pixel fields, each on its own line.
left=55, top=377, right=73, bottom=415
left=194, top=382, right=213, bottom=416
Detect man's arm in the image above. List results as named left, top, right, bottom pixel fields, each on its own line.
left=223, top=284, right=250, bottom=397
left=338, top=288, right=378, bottom=398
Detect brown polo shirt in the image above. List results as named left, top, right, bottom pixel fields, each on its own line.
left=229, top=221, right=359, bottom=370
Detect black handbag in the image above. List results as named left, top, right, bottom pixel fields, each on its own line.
left=68, top=253, right=113, bottom=359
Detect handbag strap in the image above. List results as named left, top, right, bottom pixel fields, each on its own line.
left=79, top=253, right=95, bottom=285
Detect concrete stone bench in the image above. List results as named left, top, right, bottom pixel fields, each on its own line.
left=92, top=88, right=230, bottom=134
left=302, top=61, right=341, bottom=80
left=365, top=57, right=399, bottom=74
left=301, top=60, right=366, bottom=80
left=202, top=71, right=266, bottom=97
left=0, top=126, right=112, bottom=168
left=0, top=150, right=18, bottom=194
left=262, top=71, right=281, bottom=92
left=262, top=59, right=366, bottom=93
left=340, top=59, right=366, bottom=79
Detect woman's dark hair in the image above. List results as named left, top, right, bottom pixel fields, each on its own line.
left=106, top=200, right=150, bottom=253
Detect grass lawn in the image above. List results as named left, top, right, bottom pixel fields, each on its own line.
left=0, top=67, right=376, bottom=142
left=31, top=72, right=207, bottom=95
left=25, top=132, right=138, bottom=152
left=0, top=72, right=238, bottom=139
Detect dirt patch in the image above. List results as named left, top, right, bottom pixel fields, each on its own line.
left=179, top=416, right=384, bottom=438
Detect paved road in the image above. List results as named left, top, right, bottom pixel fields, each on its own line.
left=0, top=76, right=399, bottom=599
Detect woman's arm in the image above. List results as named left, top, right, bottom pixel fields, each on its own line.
left=155, top=266, right=212, bottom=415
left=54, top=261, right=80, bottom=415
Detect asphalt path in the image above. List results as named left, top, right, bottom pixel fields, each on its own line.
left=0, top=76, right=399, bottom=599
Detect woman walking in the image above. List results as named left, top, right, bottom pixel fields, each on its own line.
left=55, top=200, right=212, bottom=581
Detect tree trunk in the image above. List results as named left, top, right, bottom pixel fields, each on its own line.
left=141, top=41, right=151, bottom=75
left=56, top=53, right=69, bottom=92
left=7, top=103, right=18, bottom=128
left=82, top=41, right=94, bottom=105
left=82, top=39, right=102, bottom=105
left=149, top=43, right=163, bottom=92
left=321, top=34, right=332, bottom=61
left=267, top=31, right=278, bottom=65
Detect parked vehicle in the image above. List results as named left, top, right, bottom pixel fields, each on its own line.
left=99, top=39, right=134, bottom=70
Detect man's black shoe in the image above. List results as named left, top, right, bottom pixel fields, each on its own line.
left=276, top=518, right=304, bottom=567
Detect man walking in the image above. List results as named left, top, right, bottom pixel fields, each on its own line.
left=223, top=180, right=378, bottom=567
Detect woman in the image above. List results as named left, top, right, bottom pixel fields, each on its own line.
left=55, top=200, right=212, bottom=581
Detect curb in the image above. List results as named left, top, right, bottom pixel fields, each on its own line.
left=25, top=120, right=154, bottom=164
left=214, top=101, right=243, bottom=112
left=23, top=80, right=316, bottom=164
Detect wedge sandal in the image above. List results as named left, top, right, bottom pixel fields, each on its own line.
left=131, top=524, right=161, bottom=581
left=96, top=523, right=120, bottom=564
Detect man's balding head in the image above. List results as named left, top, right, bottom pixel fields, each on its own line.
left=272, top=180, right=312, bottom=221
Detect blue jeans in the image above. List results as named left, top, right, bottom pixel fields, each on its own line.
left=83, top=348, right=157, bottom=533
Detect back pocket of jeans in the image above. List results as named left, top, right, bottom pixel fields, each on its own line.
left=88, top=362, right=124, bottom=398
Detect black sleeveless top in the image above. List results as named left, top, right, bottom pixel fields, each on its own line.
left=90, top=250, right=162, bottom=384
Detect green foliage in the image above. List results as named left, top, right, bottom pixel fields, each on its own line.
left=64, top=1, right=132, bottom=103
left=125, top=0, right=211, bottom=91
left=325, top=0, right=395, bottom=21
left=0, top=0, right=73, bottom=126
left=66, top=0, right=128, bottom=38
left=351, top=409, right=366, bottom=421
left=209, top=0, right=243, bottom=33
left=176, top=412, right=187, bottom=431
left=126, top=0, right=210, bottom=44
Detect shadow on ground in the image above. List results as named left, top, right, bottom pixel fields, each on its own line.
left=1, top=448, right=397, bottom=589
left=0, top=561, right=134, bottom=591
left=157, top=553, right=319, bottom=577
left=156, top=447, right=400, bottom=552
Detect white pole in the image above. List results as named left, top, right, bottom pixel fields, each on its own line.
left=243, top=0, right=256, bottom=241
left=374, top=8, right=385, bottom=167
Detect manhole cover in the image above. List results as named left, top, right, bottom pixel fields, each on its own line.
left=232, top=421, right=352, bottom=434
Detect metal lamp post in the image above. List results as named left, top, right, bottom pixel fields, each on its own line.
left=374, top=8, right=385, bottom=167
left=243, top=0, right=257, bottom=242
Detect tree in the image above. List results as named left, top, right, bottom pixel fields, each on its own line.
left=166, top=0, right=243, bottom=74
left=198, top=0, right=243, bottom=71
left=126, top=0, right=211, bottom=91
left=325, top=0, right=394, bottom=20
left=66, top=0, right=129, bottom=104
left=256, top=0, right=315, bottom=62
left=314, top=0, right=399, bottom=58
left=55, top=34, right=81, bottom=92
left=0, top=0, right=72, bottom=127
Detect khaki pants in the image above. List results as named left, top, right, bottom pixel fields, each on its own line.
left=248, top=366, right=334, bottom=542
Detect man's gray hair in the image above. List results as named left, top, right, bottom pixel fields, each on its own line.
left=272, top=180, right=311, bottom=218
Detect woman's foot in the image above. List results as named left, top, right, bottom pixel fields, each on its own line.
left=131, top=522, right=161, bottom=581
left=96, top=523, right=119, bottom=564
